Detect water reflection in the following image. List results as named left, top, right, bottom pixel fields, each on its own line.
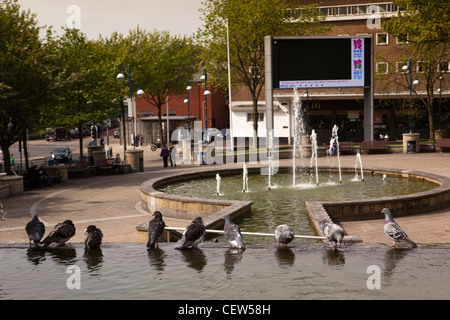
left=83, top=248, right=103, bottom=274
left=179, top=248, right=207, bottom=272
left=223, top=248, right=244, bottom=275
left=2, top=243, right=449, bottom=299
left=274, top=247, right=295, bottom=268
left=147, top=248, right=167, bottom=273
left=322, top=247, right=346, bottom=266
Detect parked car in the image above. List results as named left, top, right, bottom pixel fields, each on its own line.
left=113, top=129, right=120, bottom=139
left=69, top=129, right=79, bottom=139
left=51, top=146, right=72, bottom=163
left=46, top=127, right=70, bottom=141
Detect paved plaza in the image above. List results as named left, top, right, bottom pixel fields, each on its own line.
left=1, top=138, right=450, bottom=245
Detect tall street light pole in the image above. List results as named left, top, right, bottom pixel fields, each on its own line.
left=201, top=68, right=211, bottom=132
left=402, top=58, right=419, bottom=134
left=117, top=65, right=144, bottom=149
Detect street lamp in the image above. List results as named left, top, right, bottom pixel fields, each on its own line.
left=402, top=58, right=419, bottom=134
left=201, top=68, right=211, bottom=131
left=183, top=81, right=192, bottom=135
left=117, top=65, right=144, bottom=149
left=438, top=74, right=443, bottom=131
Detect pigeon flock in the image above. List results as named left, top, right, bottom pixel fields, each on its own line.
left=24, top=207, right=418, bottom=250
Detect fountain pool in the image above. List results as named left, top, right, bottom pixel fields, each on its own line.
left=1, top=242, right=449, bottom=300
left=158, top=171, right=437, bottom=244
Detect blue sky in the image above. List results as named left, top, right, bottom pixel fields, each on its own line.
left=18, top=0, right=204, bottom=39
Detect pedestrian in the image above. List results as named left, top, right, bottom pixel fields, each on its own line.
left=160, top=145, right=170, bottom=168
left=10, top=153, right=15, bottom=166
left=113, top=153, right=124, bottom=173
left=38, top=163, right=52, bottom=186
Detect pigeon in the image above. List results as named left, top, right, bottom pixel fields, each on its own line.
left=175, top=216, right=206, bottom=250
left=25, top=214, right=45, bottom=245
left=147, top=211, right=166, bottom=249
left=381, top=208, right=417, bottom=248
left=319, top=219, right=345, bottom=248
left=84, top=225, right=103, bottom=249
left=275, top=225, right=295, bottom=247
left=41, top=220, right=76, bottom=247
left=223, top=215, right=245, bottom=249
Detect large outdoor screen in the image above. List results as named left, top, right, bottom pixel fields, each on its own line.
left=272, top=37, right=371, bottom=89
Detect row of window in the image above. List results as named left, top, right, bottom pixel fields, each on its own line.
left=317, top=2, right=404, bottom=17
left=376, top=61, right=450, bottom=75
left=286, top=2, right=405, bottom=19
left=376, top=32, right=409, bottom=45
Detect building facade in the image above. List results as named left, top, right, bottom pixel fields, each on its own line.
left=230, top=0, right=449, bottom=144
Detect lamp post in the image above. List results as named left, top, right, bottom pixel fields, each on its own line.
left=402, top=58, right=419, bottom=134
left=438, top=74, right=443, bottom=131
left=117, top=65, right=144, bottom=149
left=183, top=80, right=192, bottom=135
left=201, top=68, right=211, bottom=131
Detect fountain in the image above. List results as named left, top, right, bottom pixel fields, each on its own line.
left=330, top=125, right=342, bottom=183
left=310, top=130, right=319, bottom=186
left=216, top=173, right=221, bottom=196
left=354, top=152, right=364, bottom=181
left=242, top=164, right=249, bottom=193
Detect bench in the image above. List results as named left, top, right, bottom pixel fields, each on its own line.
left=338, top=142, right=354, bottom=154
left=434, top=138, right=450, bottom=151
left=95, top=159, right=116, bottom=175
left=45, top=167, right=64, bottom=184
left=68, top=160, right=94, bottom=176
left=360, top=140, right=388, bottom=153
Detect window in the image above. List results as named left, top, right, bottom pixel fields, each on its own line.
left=376, top=62, right=389, bottom=74
left=163, top=110, right=176, bottom=116
left=376, top=33, right=389, bottom=45
left=247, top=113, right=264, bottom=122
left=355, top=5, right=367, bottom=14
left=396, top=34, right=409, bottom=44
left=396, top=61, right=407, bottom=74
left=417, top=61, right=429, bottom=74
left=438, top=61, right=449, bottom=73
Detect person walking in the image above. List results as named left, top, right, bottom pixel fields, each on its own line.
left=160, top=145, right=170, bottom=168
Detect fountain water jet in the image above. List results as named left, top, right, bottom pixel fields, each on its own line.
left=355, top=152, right=364, bottom=181
left=242, top=164, right=249, bottom=193
left=216, top=173, right=221, bottom=196
left=330, top=125, right=342, bottom=183
left=292, top=90, right=306, bottom=186
left=310, top=130, right=319, bottom=186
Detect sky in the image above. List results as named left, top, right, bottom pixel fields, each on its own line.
left=17, top=0, right=205, bottom=39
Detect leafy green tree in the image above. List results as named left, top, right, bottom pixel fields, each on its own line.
left=0, top=0, right=52, bottom=172
left=196, top=0, right=328, bottom=148
left=123, top=28, right=198, bottom=145
left=43, top=28, right=121, bottom=160
left=382, top=0, right=449, bottom=139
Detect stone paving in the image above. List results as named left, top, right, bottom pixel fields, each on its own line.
left=1, top=138, right=449, bottom=245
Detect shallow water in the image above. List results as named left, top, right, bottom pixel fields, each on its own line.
left=160, top=172, right=436, bottom=244
left=1, top=243, right=449, bottom=300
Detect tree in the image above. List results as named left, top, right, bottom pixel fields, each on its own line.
left=123, top=28, right=198, bottom=145
left=0, top=0, right=52, bottom=172
left=196, top=0, right=328, bottom=148
left=382, top=0, right=450, bottom=140
left=42, top=28, right=120, bottom=160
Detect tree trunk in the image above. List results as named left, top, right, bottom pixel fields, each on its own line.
left=157, top=106, right=164, bottom=146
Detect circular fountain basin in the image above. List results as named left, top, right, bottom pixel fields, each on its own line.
left=139, top=166, right=450, bottom=243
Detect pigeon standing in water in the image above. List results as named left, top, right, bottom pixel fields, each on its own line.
left=84, top=225, right=103, bottom=249
left=25, top=214, right=45, bottom=245
left=223, top=215, right=245, bottom=250
left=41, top=220, right=76, bottom=247
left=176, top=216, right=206, bottom=250
left=319, top=220, right=345, bottom=248
left=381, top=208, right=417, bottom=248
left=147, top=211, right=165, bottom=249
left=275, top=225, right=295, bottom=247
